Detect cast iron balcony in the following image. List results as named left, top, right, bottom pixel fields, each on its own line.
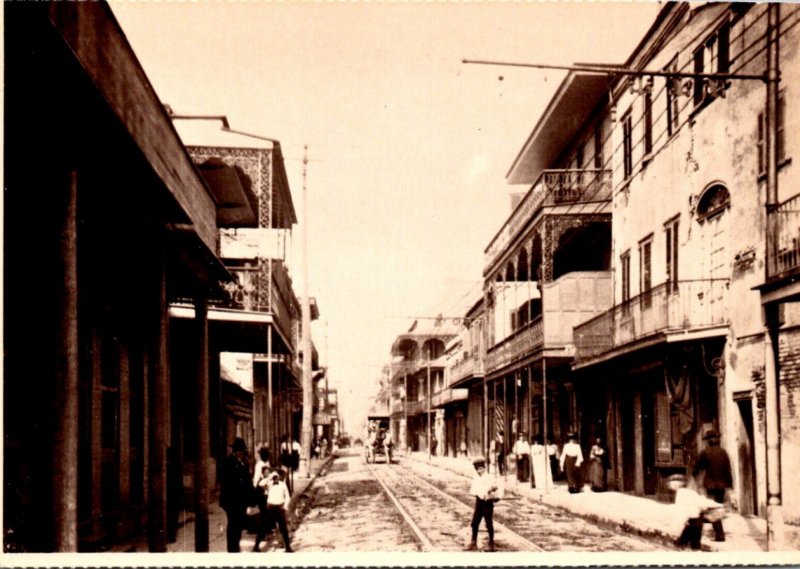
left=485, top=168, right=611, bottom=270
left=767, top=193, right=800, bottom=283
left=574, top=279, right=730, bottom=364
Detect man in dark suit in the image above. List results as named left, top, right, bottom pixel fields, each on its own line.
left=219, top=437, right=254, bottom=552
left=692, top=429, right=732, bottom=542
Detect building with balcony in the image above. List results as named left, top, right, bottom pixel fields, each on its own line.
left=572, top=3, right=800, bottom=533
left=443, top=296, right=487, bottom=458
left=4, top=2, right=237, bottom=552
left=388, top=318, right=458, bottom=453
left=482, top=68, right=615, bottom=462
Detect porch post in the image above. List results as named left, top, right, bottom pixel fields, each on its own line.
left=53, top=169, right=79, bottom=551
left=148, top=249, right=169, bottom=552
left=194, top=294, right=210, bottom=551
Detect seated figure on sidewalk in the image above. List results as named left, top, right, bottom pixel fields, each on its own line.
left=668, top=473, right=723, bottom=551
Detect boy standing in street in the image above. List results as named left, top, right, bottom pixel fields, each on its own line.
left=256, top=469, right=293, bottom=552
left=466, top=457, right=498, bottom=552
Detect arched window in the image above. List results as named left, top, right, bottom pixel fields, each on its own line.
left=696, top=183, right=730, bottom=222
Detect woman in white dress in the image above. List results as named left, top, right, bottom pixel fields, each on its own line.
left=530, top=434, right=553, bottom=490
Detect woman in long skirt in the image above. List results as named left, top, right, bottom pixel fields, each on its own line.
left=588, top=438, right=607, bottom=492
left=559, top=432, right=584, bottom=493
left=530, top=435, right=553, bottom=490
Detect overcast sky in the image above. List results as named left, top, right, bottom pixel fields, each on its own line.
left=111, top=0, right=660, bottom=434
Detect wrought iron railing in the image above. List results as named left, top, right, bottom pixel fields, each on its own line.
left=485, top=168, right=611, bottom=269
left=486, top=316, right=544, bottom=372
left=768, top=193, right=800, bottom=282
left=450, top=353, right=484, bottom=385
left=574, top=279, right=730, bottom=362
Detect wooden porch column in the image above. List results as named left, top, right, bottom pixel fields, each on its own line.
left=148, top=250, right=169, bottom=552
left=267, top=324, right=274, bottom=451
left=53, top=169, right=79, bottom=551
left=194, top=294, right=210, bottom=552
left=633, top=389, right=644, bottom=495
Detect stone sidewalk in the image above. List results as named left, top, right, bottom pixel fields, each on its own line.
left=114, top=455, right=334, bottom=552
left=407, top=451, right=800, bottom=554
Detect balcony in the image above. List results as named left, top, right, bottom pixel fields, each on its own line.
left=767, top=193, right=800, bottom=283
left=432, top=388, right=469, bottom=408
left=487, top=271, right=611, bottom=373
left=485, top=168, right=611, bottom=270
left=450, top=354, right=484, bottom=385
left=574, top=279, right=730, bottom=364
left=216, top=261, right=296, bottom=349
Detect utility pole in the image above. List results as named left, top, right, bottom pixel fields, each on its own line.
left=300, top=144, right=313, bottom=478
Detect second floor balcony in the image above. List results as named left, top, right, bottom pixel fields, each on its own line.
left=487, top=271, right=611, bottom=373
left=485, top=168, right=611, bottom=270
left=767, top=192, right=800, bottom=284
left=450, top=353, right=484, bottom=385
left=574, top=279, right=730, bottom=365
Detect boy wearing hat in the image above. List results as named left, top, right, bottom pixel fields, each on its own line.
left=692, top=429, right=732, bottom=541
left=466, top=457, right=498, bottom=552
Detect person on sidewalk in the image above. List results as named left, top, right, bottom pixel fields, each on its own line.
left=530, top=434, right=553, bottom=490
left=692, top=429, right=732, bottom=542
left=219, top=437, right=255, bottom=552
left=512, top=432, right=530, bottom=483
left=547, top=437, right=560, bottom=481
left=668, top=473, right=723, bottom=550
left=466, top=457, right=498, bottom=552
left=560, top=432, right=584, bottom=493
left=588, top=438, right=608, bottom=492
left=257, top=469, right=293, bottom=552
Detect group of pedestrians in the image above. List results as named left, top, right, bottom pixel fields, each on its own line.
left=219, top=437, right=296, bottom=553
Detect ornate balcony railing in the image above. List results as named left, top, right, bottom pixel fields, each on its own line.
left=768, top=193, right=800, bottom=282
left=485, top=168, right=611, bottom=270
left=486, top=316, right=544, bottom=372
left=450, top=353, right=484, bottom=385
left=574, top=279, right=730, bottom=362
left=215, top=261, right=297, bottom=350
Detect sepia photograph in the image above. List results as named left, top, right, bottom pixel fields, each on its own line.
left=3, top=0, right=800, bottom=566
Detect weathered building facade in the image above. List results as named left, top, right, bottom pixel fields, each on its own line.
left=571, top=3, right=800, bottom=540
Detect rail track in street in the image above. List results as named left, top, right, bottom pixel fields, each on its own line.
left=368, top=460, right=544, bottom=552
left=371, top=458, right=664, bottom=552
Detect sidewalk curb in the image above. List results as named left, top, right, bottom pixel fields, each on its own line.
left=287, top=455, right=335, bottom=522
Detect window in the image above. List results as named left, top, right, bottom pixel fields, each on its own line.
left=694, top=21, right=730, bottom=108
left=639, top=236, right=653, bottom=307
left=665, top=56, right=680, bottom=136
left=665, top=218, right=679, bottom=294
left=594, top=124, right=603, bottom=168
left=621, top=250, right=631, bottom=305
left=758, top=91, right=787, bottom=175
left=644, top=90, right=653, bottom=156
left=576, top=141, right=585, bottom=170
left=696, top=183, right=730, bottom=222
left=622, top=110, right=633, bottom=179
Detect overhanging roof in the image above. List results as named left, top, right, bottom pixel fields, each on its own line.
left=169, top=304, right=293, bottom=355
left=507, top=72, right=612, bottom=185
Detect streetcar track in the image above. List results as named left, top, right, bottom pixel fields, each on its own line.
left=367, top=461, right=434, bottom=551
left=367, top=459, right=544, bottom=552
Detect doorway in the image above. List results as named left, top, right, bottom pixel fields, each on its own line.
left=735, top=396, right=758, bottom=516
